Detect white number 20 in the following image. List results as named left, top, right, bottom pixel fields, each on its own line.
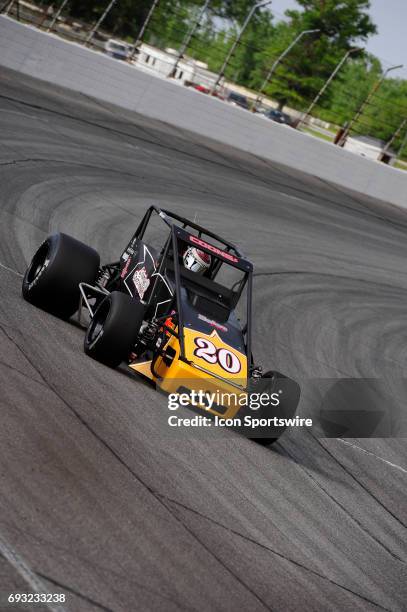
left=193, top=337, right=241, bottom=374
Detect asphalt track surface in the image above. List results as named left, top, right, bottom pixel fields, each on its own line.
left=0, top=66, right=406, bottom=612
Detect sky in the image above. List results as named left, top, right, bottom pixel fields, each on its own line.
left=270, top=0, right=407, bottom=78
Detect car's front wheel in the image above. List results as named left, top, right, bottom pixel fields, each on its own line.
left=84, top=291, right=145, bottom=368
left=22, top=233, right=100, bottom=319
left=250, top=370, right=300, bottom=446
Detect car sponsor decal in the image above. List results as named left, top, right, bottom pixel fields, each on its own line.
left=132, top=266, right=150, bottom=299
left=120, top=257, right=131, bottom=278
left=189, top=235, right=239, bottom=263
left=123, top=245, right=154, bottom=297
left=198, top=314, right=228, bottom=332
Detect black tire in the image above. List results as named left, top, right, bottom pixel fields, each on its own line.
left=22, top=233, right=100, bottom=319
left=84, top=291, right=145, bottom=368
left=250, top=371, right=300, bottom=446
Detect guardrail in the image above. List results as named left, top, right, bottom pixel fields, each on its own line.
left=1, top=15, right=406, bottom=210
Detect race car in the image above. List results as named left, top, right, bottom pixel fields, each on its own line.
left=22, top=207, right=300, bottom=443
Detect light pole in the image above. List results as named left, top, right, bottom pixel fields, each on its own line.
left=2, top=0, right=14, bottom=15
left=381, top=117, right=407, bottom=160
left=46, top=0, right=69, bottom=33
left=298, top=47, right=362, bottom=127
left=169, top=0, right=211, bottom=78
left=338, top=63, right=404, bottom=146
left=5, top=0, right=20, bottom=20
left=129, top=0, right=160, bottom=61
left=253, top=28, right=320, bottom=111
left=396, top=126, right=407, bottom=160
left=210, top=0, right=271, bottom=95
left=85, top=0, right=118, bottom=46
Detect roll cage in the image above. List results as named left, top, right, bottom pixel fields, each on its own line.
left=81, top=206, right=254, bottom=374
left=134, top=207, right=254, bottom=369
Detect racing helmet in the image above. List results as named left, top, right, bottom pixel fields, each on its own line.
left=183, top=246, right=211, bottom=274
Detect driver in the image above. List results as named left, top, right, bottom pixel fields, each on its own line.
left=161, top=247, right=210, bottom=336
left=183, top=246, right=211, bottom=274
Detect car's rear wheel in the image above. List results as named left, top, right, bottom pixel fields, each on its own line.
left=22, top=233, right=100, bottom=319
left=84, top=291, right=145, bottom=368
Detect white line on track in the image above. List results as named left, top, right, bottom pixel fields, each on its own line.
left=0, top=532, right=67, bottom=612
left=0, top=262, right=23, bottom=277
left=337, top=438, right=407, bottom=475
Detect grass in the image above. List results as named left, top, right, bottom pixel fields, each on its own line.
left=301, top=127, right=334, bottom=142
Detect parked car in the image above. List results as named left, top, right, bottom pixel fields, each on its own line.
left=194, top=84, right=209, bottom=94
left=264, top=109, right=293, bottom=126
left=192, top=84, right=224, bottom=100
left=104, top=39, right=132, bottom=61
left=226, top=91, right=249, bottom=110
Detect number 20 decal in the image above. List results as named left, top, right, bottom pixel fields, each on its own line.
left=193, top=337, right=241, bottom=374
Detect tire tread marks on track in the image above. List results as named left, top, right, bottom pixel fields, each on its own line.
left=0, top=321, right=395, bottom=612
left=158, top=494, right=393, bottom=612
left=312, top=434, right=407, bottom=530
left=37, top=572, right=113, bottom=612
left=0, top=322, right=272, bottom=611
left=279, top=432, right=407, bottom=552
left=0, top=516, right=191, bottom=612
left=2, top=92, right=407, bottom=234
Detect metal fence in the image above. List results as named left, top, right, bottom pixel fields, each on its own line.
left=3, top=0, right=407, bottom=165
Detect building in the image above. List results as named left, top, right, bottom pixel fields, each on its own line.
left=343, top=135, right=396, bottom=165
left=134, top=43, right=219, bottom=89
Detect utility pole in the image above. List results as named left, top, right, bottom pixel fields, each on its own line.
left=129, top=0, right=160, bottom=61
left=298, top=47, right=362, bottom=128
left=85, top=0, right=118, bottom=46
left=253, top=28, right=320, bottom=111
left=381, top=117, right=407, bottom=161
left=337, top=63, right=403, bottom=146
left=3, top=0, right=20, bottom=20
left=2, top=0, right=14, bottom=15
left=210, top=0, right=271, bottom=95
left=46, top=0, right=69, bottom=33
left=396, top=126, right=407, bottom=160
left=169, top=0, right=211, bottom=78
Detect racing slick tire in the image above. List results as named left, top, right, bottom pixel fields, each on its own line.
left=250, top=371, right=300, bottom=446
left=84, top=291, right=145, bottom=368
left=22, top=233, right=100, bottom=319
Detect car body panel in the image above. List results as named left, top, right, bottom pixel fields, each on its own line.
left=130, top=327, right=247, bottom=418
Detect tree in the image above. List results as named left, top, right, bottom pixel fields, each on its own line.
left=314, top=55, right=407, bottom=158
left=64, top=0, right=266, bottom=41
left=318, top=54, right=381, bottom=125
left=254, top=0, right=377, bottom=110
left=230, top=11, right=275, bottom=85
left=216, top=0, right=271, bottom=24
left=349, top=73, right=407, bottom=143
left=66, top=0, right=152, bottom=38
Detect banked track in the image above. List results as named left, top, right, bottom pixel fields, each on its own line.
left=0, top=66, right=406, bottom=612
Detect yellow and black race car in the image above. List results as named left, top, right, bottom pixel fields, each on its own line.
left=22, top=206, right=300, bottom=443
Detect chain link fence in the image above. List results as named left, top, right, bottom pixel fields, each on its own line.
left=3, top=0, right=407, bottom=168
